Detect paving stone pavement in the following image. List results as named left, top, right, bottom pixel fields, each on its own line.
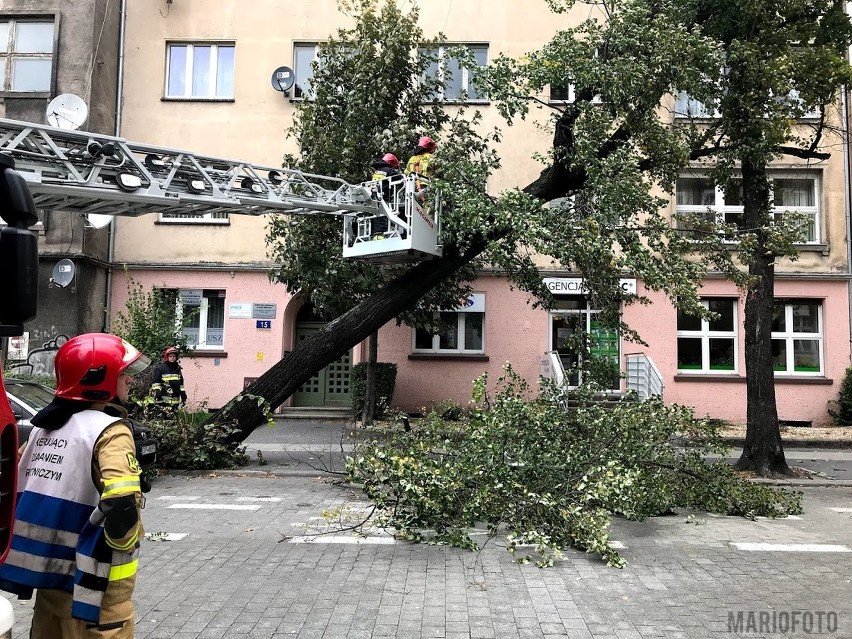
left=7, top=476, right=852, bottom=638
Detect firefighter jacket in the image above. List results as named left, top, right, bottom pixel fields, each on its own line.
left=405, top=152, right=432, bottom=178
left=370, top=162, right=400, bottom=204
left=150, top=361, right=187, bottom=406
left=0, top=411, right=143, bottom=624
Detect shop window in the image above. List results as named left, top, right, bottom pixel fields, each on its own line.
left=677, top=298, right=738, bottom=373
left=420, top=44, right=488, bottom=102
left=771, top=300, right=823, bottom=375
left=675, top=173, right=819, bottom=244
left=414, top=294, right=485, bottom=354
left=165, top=42, right=235, bottom=99
left=159, top=288, right=226, bottom=350
left=0, top=17, right=56, bottom=93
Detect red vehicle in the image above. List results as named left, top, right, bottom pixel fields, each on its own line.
left=0, top=151, right=40, bottom=566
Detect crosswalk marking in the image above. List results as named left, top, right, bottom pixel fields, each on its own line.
left=237, top=496, right=282, bottom=502
left=166, top=504, right=262, bottom=511
left=828, top=508, right=852, bottom=513
left=730, top=543, right=851, bottom=552
left=156, top=495, right=200, bottom=501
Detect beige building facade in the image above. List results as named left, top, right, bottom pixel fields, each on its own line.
left=112, top=1, right=852, bottom=425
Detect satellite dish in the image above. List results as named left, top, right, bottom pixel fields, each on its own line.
left=51, top=259, right=76, bottom=288
left=270, top=66, right=295, bottom=93
left=86, top=213, right=114, bottom=229
left=46, top=94, right=89, bottom=130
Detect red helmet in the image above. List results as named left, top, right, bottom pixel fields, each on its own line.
left=163, top=346, right=180, bottom=361
left=417, top=136, right=437, bottom=153
left=382, top=153, right=399, bottom=169
left=55, top=333, right=151, bottom=402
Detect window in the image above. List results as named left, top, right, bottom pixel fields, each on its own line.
left=292, top=42, right=320, bottom=100
left=421, top=44, right=488, bottom=102
left=160, top=288, right=226, bottom=350
left=772, top=300, right=823, bottom=375
left=677, top=299, right=738, bottom=373
left=673, top=91, right=718, bottom=118
left=158, top=211, right=229, bottom=225
left=675, top=173, right=819, bottom=243
left=0, top=18, right=55, bottom=92
left=549, top=83, right=603, bottom=104
left=674, top=88, right=819, bottom=119
left=165, top=43, right=235, bottom=99
left=414, top=294, right=485, bottom=354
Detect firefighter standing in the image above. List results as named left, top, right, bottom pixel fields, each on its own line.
left=149, top=346, right=187, bottom=413
left=0, top=333, right=149, bottom=638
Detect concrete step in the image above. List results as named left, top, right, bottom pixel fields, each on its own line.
left=277, top=406, right=352, bottom=421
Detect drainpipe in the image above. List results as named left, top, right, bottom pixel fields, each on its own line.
left=105, top=0, right=127, bottom=331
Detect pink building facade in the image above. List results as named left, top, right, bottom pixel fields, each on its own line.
left=111, top=268, right=849, bottom=427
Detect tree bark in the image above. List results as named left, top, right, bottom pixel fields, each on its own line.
left=361, top=331, right=378, bottom=426
left=734, top=160, right=792, bottom=477
left=213, top=238, right=490, bottom=441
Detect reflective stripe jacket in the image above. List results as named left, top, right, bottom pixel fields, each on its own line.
left=0, top=411, right=143, bottom=623
left=404, top=152, right=432, bottom=178
left=150, top=361, right=187, bottom=405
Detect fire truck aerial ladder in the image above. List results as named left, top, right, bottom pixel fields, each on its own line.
left=0, top=117, right=442, bottom=264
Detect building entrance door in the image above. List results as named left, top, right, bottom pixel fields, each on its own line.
left=292, top=323, right=352, bottom=407
left=549, top=299, right=620, bottom=390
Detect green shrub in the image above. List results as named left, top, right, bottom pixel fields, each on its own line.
left=144, top=408, right=248, bottom=470
left=829, top=366, right=852, bottom=426
left=428, top=399, right=466, bottom=421
left=350, top=362, right=398, bottom=419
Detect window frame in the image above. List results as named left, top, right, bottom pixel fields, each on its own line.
left=548, top=82, right=603, bottom=105
left=676, top=298, right=739, bottom=374
left=291, top=42, right=320, bottom=101
left=771, top=300, right=824, bottom=376
left=413, top=294, right=485, bottom=355
left=157, top=211, right=230, bottom=225
left=164, top=41, right=236, bottom=101
left=160, top=287, right=227, bottom=351
left=421, top=43, right=489, bottom=103
left=675, top=171, right=821, bottom=244
left=0, top=13, right=59, bottom=96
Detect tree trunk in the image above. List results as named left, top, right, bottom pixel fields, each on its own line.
left=734, top=160, right=792, bottom=477
left=212, top=239, right=489, bottom=441
left=361, top=331, right=378, bottom=426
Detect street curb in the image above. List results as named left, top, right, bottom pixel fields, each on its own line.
left=721, top=438, right=852, bottom=450
left=158, top=468, right=341, bottom=479
left=747, top=478, right=852, bottom=487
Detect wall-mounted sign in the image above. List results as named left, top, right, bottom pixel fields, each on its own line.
left=256, top=352, right=264, bottom=361
left=252, top=303, right=277, bottom=319
left=256, top=320, right=272, bottom=330
left=229, top=303, right=252, bottom=319
left=178, top=289, right=203, bottom=306
left=543, top=278, right=637, bottom=296
left=452, top=293, right=485, bottom=313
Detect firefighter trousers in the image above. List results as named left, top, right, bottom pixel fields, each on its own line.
left=30, top=590, right=135, bottom=639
